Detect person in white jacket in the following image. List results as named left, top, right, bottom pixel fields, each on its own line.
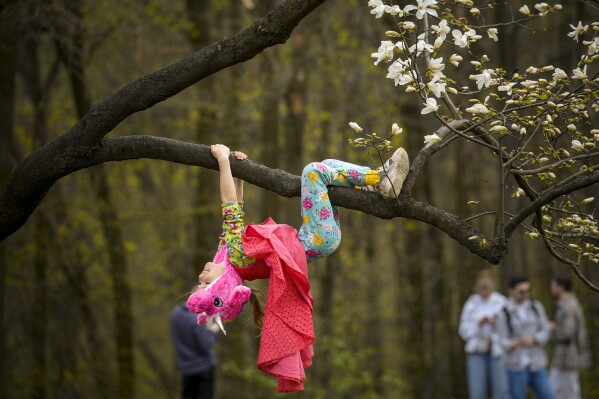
left=459, top=272, right=509, bottom=399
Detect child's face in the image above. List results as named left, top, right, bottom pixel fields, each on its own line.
left=197, top=261, right=225, bottom=290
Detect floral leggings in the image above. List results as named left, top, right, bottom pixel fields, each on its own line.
left=298, top=160, right=378, bottom=262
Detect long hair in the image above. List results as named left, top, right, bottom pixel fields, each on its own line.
left=248, top=288, right=265, bottom=329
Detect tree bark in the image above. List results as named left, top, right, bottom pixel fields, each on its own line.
left=0, top=2, right=18, bottom=395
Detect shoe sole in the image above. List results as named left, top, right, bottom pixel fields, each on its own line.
left=379, top=148, right=409, bottom=198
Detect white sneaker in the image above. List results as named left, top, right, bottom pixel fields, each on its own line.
left=377, top=147, right=409, bottom=198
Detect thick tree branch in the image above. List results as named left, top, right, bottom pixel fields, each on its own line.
left=34, top=135, right=508, bottom=264
left=0, top=0, right=326, bottom=240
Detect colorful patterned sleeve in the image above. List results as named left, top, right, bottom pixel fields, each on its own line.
left=220, top=201, right=255, bottom=268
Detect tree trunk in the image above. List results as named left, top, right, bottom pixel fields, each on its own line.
left=55, top=2, right=135, bottom=396
left=19, top=26, right=51, bottom=399
left=91, top=167, right=134, bottom=399
left=365, top=227, right=383, bottom=395
left=30, top=215, right=48, bottom=399
left=0, top=4, right=18, bottom=395
left=260, top=61, right=281, bottom=221
left=284, top=32, right=307, bottom=176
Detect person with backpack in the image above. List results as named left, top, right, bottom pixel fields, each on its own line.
left=497, top=276, right=555, bottom=399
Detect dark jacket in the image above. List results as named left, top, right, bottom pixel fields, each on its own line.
left=170, top=303, right=218, bottom=376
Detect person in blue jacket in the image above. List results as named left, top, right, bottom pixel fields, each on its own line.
left=170, top=302, right=219, bottom=399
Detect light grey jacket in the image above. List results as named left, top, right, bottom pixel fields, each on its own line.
left=497, top=298, right=551, bottom=371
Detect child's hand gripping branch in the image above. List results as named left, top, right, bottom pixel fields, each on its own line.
left=210, top=144, right=247, bottom=203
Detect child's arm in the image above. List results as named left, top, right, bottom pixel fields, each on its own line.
left=212, top=145, right=255, bottom=268
left=211, top=144, right=237, bottom=203
left=231, top=150, right=247, bottom=202
left=234, top=178, right=244, bottom=202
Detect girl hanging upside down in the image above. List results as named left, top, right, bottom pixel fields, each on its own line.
left=187, top=143, right=409, bottom=392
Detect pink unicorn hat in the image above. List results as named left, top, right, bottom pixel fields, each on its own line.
left=186, top=245, right=252, bottom=334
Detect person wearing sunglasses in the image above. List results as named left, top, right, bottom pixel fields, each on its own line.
left=497, top=275, right=554, bottom=399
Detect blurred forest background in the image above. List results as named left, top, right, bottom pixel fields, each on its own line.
left=1, top=0, right=598, bottom=398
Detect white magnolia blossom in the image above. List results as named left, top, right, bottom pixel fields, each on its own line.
left=386, top=60, right=406, bottom=82
left=582, top=197, right=595, bottom=204
left=535, top=3, right=549, bottom=11
left=552, top=68, right=568, bottom=81
left=470, top=69, right=494, bottom=90
left=487, top=28, right=499, bottom=41
left=520, top=80, right=538, bottom=88
left=404, top=0, right=438, bottom=20
left=571, top=140, right=585, bottom=151
left=519, top=5, right=531, bottom=15
left=470, top=7, right=480, bottom=16
left=349, top=122, right=363, bottom=132
left=391, top=123, right=403, bottom=136
left=572, top=66, right=588, bottom=80
left=397, top=73, right=415, bottom=86
left=498, top=83, right=516, bottom=95
left=449, top=53, right=463, bottom=67
left=427, top=79, right=446, bottom=97
left=514, top=188, right=525, bottom=197
left=424, top=133, right=442, bottom=144
left=433, top=36, right=444, bottom=49
left=452, top=28, right=478, bottom=48
left=385, top=5, right=406, bottom=16
left=428, top=57, right=445, bottom=74
left=568, top=21, right=588, bottom=42
left=465, top=103, right=490, bottom=114
left=534, top=2, right=550, bottom=15
left=583, top=37, right=599, bottom=55
left=387, top=59, right=412, bottom=85
left=489, top=125, right=508, bottom=134
left=368, top=0, right=386, bottom=18
left=421, top=98, right=439, bottom=114
left=409, top=33, right=434, bottom=56
left=371, top=41, right=396, bottom=65
left=431, top=19, right=450, bottom=40
left=401, top=21, right=416, bottom=30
